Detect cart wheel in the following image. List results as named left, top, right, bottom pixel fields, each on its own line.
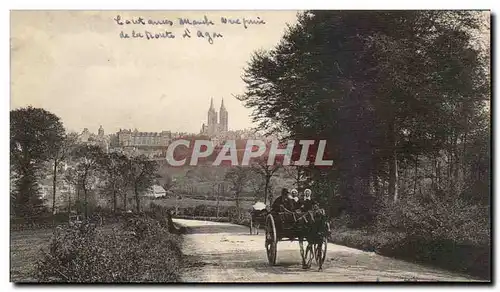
left=250, top=218, right=253, bottom=235
left=265, top=214, right=277, bottom=266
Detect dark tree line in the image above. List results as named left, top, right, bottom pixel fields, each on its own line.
left=238, top=11, right=490, bottom=226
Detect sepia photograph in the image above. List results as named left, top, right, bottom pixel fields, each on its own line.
left=9, top=9, right=491, bottom=284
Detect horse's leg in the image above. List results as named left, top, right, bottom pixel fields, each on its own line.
left=299, top=239, right=306, bottom=267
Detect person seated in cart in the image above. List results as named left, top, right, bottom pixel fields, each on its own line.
left=294, top=189, right=306, bottom=211
left=271, top=188, right=294, bottom=213
left=302, top=189, right=318, bottom=211
left=290, top=189, right=300, bottom=210
left=251, top=201, right=268, bottom=216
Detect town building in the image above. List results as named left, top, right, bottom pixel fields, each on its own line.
left=117, top=129, right=172, bottom=147
left=113, top=129, right=174, bottom=158
left=142, top=185, right=167, bottom=198
left=78, top=126, right=109, bottom=153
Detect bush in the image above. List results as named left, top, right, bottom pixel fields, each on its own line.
left=329, top=193, right=491, bottom=280
left=377, top=194, right=489, bottom=245
left=375, top=195, right=490, bottom=279
left=36, top=216, right=182, bottom=282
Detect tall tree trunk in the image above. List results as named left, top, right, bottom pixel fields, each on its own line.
left=264, top=177, right=270, bottom=205
left=447, top=135, right=453, bottom=192
left=82, top=167, right=89, bottom=218
left=134, top=185, right=140, bottom=213
left=112, top=189, right=117, bottom=214
left=296, top=167, right=302, bottom=190
left=463, top=131, right=468, bottom=179
left=52, top=159, right=58, bottom=216
left=453, top=134, right=459, bottom=193
left=388, top=122, right=398, bottom=203
left=83, top=186, right=88, bottom=219
left=216, top=183, right=220, bottom=218
left=436, top=156, right=441, bottom=188
left=235, top=190, right=241, bottom=219
left=431, top=155, right=436, bottom=191
left=67, top=184, right=71, bottom=214
left=123, top=192, right=127, bottom=211
left=413, top=156, right=418, bottom=195
left=392, top=153, right=399, bottom=202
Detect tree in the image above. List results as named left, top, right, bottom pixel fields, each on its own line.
left=50, top=132, right=79, bottom=215
left=224, top=166, right=250, bottom=218
left=100, top=152, right=130, bottom=214
left=63, top=165, right=78, bottom=213
left=238, top=11, right=488, bottom=226
left=196, top=166, right=226, bottom=217
left=127, top=156, right=158, bottom=213
left=10, top=106, right=65, bottom=218
left=250, top=156, right=282, bottom=205
left=247, top=169, right=266, bottom=201
left=72, top=144, right=105, bottom=218
left=283, top=165, right=310, bottom=191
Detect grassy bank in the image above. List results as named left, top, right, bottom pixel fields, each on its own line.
left=11, top=212, right=185, bottom=283
left=329, top=227, right=490, bottom=281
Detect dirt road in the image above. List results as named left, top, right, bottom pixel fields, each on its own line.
left=175, top=219, right=478, bottom=282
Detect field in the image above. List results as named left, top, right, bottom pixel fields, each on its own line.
left=10, top=229, right=53, bottom=282
left=10, top=223, right=122, bottom=282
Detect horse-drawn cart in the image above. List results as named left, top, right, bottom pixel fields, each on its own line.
left=265, top=208, right=330, bottom=270
left=250, top=202, right=268, bottom=235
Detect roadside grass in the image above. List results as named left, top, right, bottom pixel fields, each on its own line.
left=10, top=197, right=248, bottom=282
left=10, top=223, right=124, bottom=282
left=328, top=227, right=488, bottom=281
left=11, top=215, right=184, bottom=283
left=329, top=227, right=406, bottom=253
left=10, top=229, right=53, bottom=282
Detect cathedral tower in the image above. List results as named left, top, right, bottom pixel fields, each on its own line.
left=98, top=125, right=104, bottom=137
left=207, top=98, right=218, bottom=136
left=202, top=98, right=229, bottom=137
left=219, top=98, right=228, bottom=132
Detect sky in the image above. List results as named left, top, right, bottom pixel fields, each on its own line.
left=10, top=11, right=300, bottom=134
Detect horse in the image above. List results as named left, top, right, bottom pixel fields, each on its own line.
left=250, top=208, right=268, bottom=235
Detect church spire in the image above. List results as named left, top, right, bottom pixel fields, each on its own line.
left=210, top=97, right=214, bottom=110
left=220, top=98, right=226, bottom=110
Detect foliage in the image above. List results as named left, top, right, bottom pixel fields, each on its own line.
left=127, top=155, right=158, bottom=212
left=225, top=166, right=251, bottom=218
left=377, top=193, right=490, bottom=247
left=99, top=152, right=130, bottom=213
left=250, top=155, right=282, bottom=204
left=239, top=10, right=490, bottom=277
left=10, top=106, right=65, bottom=217
left=36, top=216, right=182, bottom=282
left=72, top=144, right=105, bottom=217
left=49, top=132, right=79, bottom=214
left=239, top=10, right=489, bottom=220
